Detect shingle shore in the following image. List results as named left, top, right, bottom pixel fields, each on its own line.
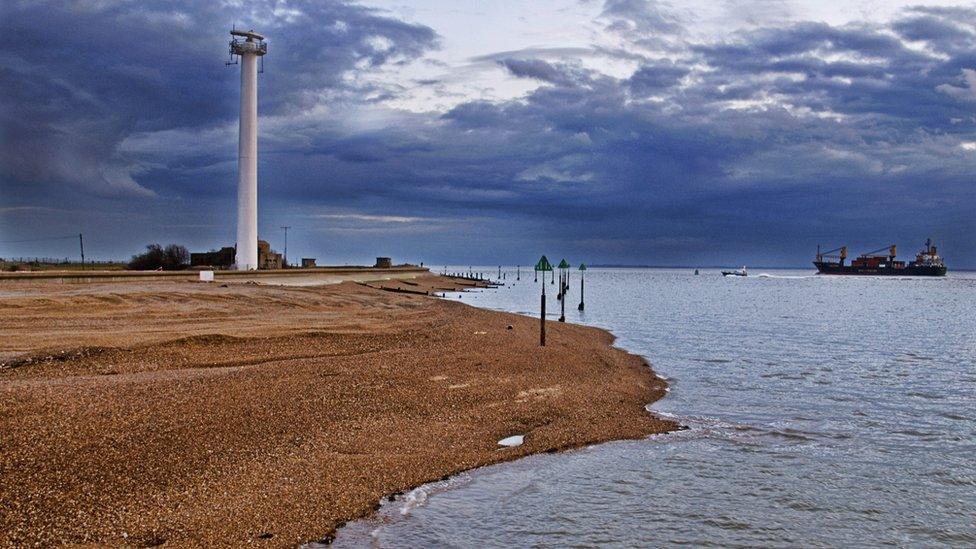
left=0, top=276, right=676, bottom=547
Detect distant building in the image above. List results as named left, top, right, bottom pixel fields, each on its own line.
left=301, top=258, right=316, bottom=268
left=257, top=240, right=282, bottom=270
left=374, top=257, right=392, bottom=268
left=191, top=246, right=236, bottom=269
left=191, top=240, right=282, bottom=270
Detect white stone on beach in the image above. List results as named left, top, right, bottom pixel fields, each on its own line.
left=497, top=435, right=524, bottom=447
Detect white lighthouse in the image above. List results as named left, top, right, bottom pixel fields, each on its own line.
left=229, top=29, right=267, bottom=270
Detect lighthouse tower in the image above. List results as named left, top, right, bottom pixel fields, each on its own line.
left=228, top=29, right=267, bottom=270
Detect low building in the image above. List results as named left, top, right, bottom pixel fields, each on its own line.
left=190, top=246, right=236, bottom=269
left=191, top=240, right=282, bottom=270
left=301, top=258, right=316, bottom=268
left=374, top=257, right=392, bottom=268
left=258, top=240, right=282, bottom=270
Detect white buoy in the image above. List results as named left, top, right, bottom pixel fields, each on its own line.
left=229, top=30, right=267, bottom=270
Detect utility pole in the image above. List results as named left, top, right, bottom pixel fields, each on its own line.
left=79, top=233, right=85, bottom=268
left=280, top=225, right=291, bottom=268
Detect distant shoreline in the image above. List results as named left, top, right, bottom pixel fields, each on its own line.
left=0, top=265, right=429, bottom=282
left=590, top=264, right=815, bottom=269
left=589, top=265, right=976, bottom=272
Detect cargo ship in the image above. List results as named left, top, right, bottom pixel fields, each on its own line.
left=814, top=239, right=946, bottom=276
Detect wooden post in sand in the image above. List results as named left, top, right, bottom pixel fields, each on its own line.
left=557, top=259, right=569, bottom=322
left=559, top=279, right=566, bottom=323
left=541, top=280, right=547, bottom=345
left=562, top=263, right=569, bottom=297
left=517, top=265, right=520, bottom=281
left=535, top=255, right=553, bottom=346
left=556, top=259, right=569, bottom=311
left=556, top=270, right=562, bottom=301
left=578, top=263, right=586, bottom=311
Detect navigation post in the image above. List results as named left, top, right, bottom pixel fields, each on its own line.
left=535, top=255, right=553, bottom=346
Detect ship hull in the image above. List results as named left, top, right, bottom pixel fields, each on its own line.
left=813, top=262, right=946, bottom=276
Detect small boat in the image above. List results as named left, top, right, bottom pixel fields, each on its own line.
left=722, top=266, right=747, bottom=277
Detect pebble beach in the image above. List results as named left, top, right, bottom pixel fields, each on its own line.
left=0, top=275, right=675, bottom=547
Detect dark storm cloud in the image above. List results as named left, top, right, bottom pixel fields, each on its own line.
left=687, top=16, right=976, bottom=132
left=627, top=60, right=690, bottom=92
left=693, top=22, right=926, bottom=74
left=381, top=4, right=976, bottom=264
left=0, top=0, right=436, bottom=197
left=497, top=58, right=581, bottom=86
left=3, top=1, right=976, bottom=266
left=892, top=14, right=972, bottom=44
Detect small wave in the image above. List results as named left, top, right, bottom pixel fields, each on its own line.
left=786, top=500, right=829, bottom=512
left=904, top=391, right=943, bottom=400
left=702, top=516, right=753, bottom=531
left=894, top=355, right=935, bottom=363
left=763, top=428, right=816, bottom=442
left=925, top=470, right=976, bottom=487
left=394, top=473, right=473, bottom=517
left=398, top=487, right=429, bottom=516
left=648, top=409, right=682, bottom=420
left=756, top=273, right=814, bottom=279
left=760, top=370, right=812, bottom=380
left=644, top=411, right=820, bottom=446
left=891, top=428, right=941, bottom=438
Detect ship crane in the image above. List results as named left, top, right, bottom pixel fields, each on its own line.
left=816, top=245, right=848, bottom=265
left=859, top=245, right=897, bottom=260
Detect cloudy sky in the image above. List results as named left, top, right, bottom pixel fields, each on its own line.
left=2, top=0, right=975, bottom=267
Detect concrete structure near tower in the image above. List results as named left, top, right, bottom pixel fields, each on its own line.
left=191, top=240, right=281, bottom=270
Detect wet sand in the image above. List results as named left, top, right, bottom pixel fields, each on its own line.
left=0, top=275, right=675, bottom=547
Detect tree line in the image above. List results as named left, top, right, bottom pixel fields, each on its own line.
left=128, top=244, right=189, bottom=271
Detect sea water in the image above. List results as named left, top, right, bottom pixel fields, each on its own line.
left=333, top=268, right=976, bottom=547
